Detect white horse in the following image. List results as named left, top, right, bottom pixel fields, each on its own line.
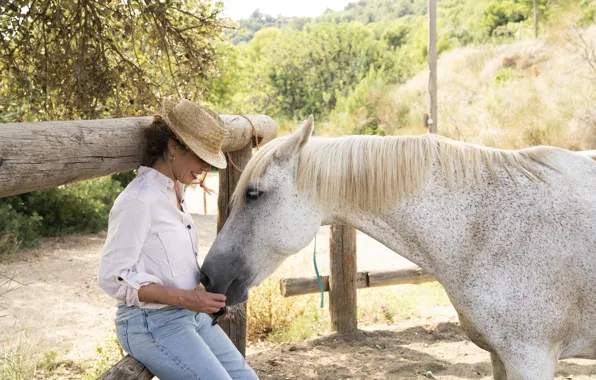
left=201, top=116, right=596, bottom=379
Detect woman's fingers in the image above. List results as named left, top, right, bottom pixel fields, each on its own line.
left=193, top=289, right=226, bottom=312
left=204, top=294, right=225, bottom=309
left=208, top=292, right=226, bottom=302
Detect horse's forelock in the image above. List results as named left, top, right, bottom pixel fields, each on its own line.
left=231, top=138, right=287, bottom=205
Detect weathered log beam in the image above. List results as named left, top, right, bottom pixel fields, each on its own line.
left=97, top=355, right=153, bottom=380
left=0, top=115, right=277, bottom=198
left=280, top=267, right=435, bottom=297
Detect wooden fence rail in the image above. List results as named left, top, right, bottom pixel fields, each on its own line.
left=0, top=115, right=277, bottom=197
left=97, top=355, right=153, bottom=380
left=280, top=266, right=435, bottom=297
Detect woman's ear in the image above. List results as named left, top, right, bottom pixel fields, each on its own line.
left=167, top=138, right=178, bottom=157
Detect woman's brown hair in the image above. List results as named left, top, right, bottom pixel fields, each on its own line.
left=142, top=115, right=188, bottom=167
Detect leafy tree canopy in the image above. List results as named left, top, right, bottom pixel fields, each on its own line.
left=0, top=0, right=230, bottom=121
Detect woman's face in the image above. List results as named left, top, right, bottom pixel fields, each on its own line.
left=169, top=140, right=212, bottom=185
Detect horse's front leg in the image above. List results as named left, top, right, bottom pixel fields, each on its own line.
left=497, top=346, right=557, bottom=380
left=454, top=291, right=559, bottom=380
left=490, top=353, right=507, bottom=380
left=471, top=332, right=557, bottom=380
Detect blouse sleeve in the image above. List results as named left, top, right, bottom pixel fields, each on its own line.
left=97, top=197, right=163, bottom=307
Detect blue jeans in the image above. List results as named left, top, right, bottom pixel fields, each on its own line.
left=115, top=304, right=258, bottom=380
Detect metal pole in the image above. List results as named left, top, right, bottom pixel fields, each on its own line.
left=533, top=0, right=538, bottom=39
left=427, top=0, right=438, bottom=134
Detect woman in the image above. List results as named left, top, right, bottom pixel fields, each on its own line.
left=98, top=99, right=258, bottom=380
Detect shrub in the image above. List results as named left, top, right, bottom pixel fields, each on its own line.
left=0, top=176, right=123, bottom=256
left=22, top=177, right=123, bottom=236
left=0, top=202, right=42, bottom=255
left=111, top=170, right=136, bottom=189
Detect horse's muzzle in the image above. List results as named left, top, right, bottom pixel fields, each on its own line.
left=200, top=272, right=248, bottom=306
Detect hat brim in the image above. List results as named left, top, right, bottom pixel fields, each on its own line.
left=162, top=99, right=228, bottom=169
left=173, top=127, right=228, bottom=169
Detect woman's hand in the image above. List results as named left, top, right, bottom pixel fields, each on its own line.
left=179, top=288, right=226, bottom=314
left=138, top=283, right=226, bottom=313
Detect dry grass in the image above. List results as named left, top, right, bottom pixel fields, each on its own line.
left=246, top=230, right=453, bottom=343
left=0, top=330, right=122, bottom=380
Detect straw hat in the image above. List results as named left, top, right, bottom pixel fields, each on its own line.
left=161, top=99, right=227, bottom=169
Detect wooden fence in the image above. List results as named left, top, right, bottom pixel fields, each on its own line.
left=279, top=226, right=436, bottom=333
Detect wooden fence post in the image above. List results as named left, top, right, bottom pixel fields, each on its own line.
left=329, top=224, right=358, bottom=332
left=216, top=144, right=252, bottom=355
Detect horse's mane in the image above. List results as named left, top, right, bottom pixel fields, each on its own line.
left=232, top=134, right=558, bottom=211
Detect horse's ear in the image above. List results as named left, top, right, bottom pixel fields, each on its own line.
left=275, top=115, right=314, bottom=160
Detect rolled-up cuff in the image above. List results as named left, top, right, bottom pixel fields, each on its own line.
left=118, top=271, right=164, bottom=308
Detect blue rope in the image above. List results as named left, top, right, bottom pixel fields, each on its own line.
left=313, top=235, right=325, bottom=308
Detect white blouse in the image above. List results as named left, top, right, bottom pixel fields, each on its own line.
left=98, top=166, right=200, bottom=309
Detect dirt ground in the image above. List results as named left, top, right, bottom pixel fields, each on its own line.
left=1, top=181, right=596, bottom=379
left=250, top=321, right=596, bottom=380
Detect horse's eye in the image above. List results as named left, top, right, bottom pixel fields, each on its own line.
left=245, top=188, right=263, bottom=201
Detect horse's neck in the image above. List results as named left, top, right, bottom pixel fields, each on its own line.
left=333, top=207, right=441, bottom=275
left=327, top=175, right=474, bottom=277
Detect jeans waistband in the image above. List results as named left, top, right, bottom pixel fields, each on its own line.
left=115, top=304, right=184, bottom=323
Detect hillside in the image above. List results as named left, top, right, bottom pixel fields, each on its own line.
left=324, top=24, right=596, bottom=151
left=221, top=0, right=596, bottom=153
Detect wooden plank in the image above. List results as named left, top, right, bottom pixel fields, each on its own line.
left=216, top=144, right=252, bottom=356
left=367, top=267, right=435, bottom=287
left=0, top=115, right=277, bottom=198
left=280, top=272, right=369, bottom=297
left=222, top=115, right=277, bottom=152
left=97, top=355, right=153, bottom=380
left=329, top=224, right=358, bottom=332
left=280, top=267, right=435, bottom=297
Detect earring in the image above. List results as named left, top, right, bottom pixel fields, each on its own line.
left=170, top=155, right=176, bottom=162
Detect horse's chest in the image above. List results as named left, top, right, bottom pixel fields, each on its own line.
left=456, top=310, right=496, bottom=353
